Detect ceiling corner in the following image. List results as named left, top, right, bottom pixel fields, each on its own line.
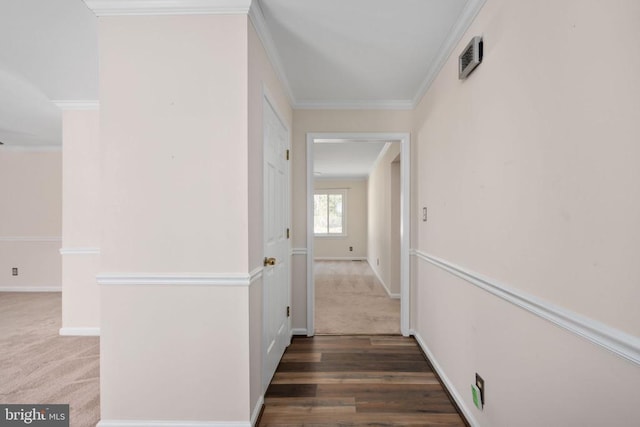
left=411, top=0, right=488, bottom=107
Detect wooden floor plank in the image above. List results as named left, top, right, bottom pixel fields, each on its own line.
left=259, top=336, right=467, bottom=426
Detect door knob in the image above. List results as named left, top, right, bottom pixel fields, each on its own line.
left=264, top=257, right=277, bottom=266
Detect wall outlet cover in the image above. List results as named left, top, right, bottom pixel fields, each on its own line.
left=472, top=384, right=483, bottom=410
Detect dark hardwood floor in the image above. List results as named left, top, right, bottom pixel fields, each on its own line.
left=259, top=335, right=467, bottom=426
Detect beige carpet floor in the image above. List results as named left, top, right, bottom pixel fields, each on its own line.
left=314, top=260, right=401, bottom=335
left=0, top=292, right=99, bottom=427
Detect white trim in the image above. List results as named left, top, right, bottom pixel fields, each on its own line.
left=0, top=287, right=61, bottom=292
left=249, top=267, right=263, bottom=283
left=52, top=100, right=99, bottom=110
left=96, top=272, right=260, bottom=287
left=315, top=257, right=366, bottom=261
left=248, top=4, right=295, bottom=106
left=368, top=142, right=392, bottom=177
left=291, top=328, right=308, bottom=336
left=412, top=250, right=640, bottom=366
left=366, top=258, right=400, bottom=299
left=250, top=395, right=264, bottom=427
left=0, top=236, right=62, bottom=242
left=412, top=0, right=487, bottom=106
left=59, top=247, right=101, bottom=255
left=294, top=99, right=414, bottom=110
left=59, top=327, right=100, bottom=337
left=291, top=248, right=307, bottom=256
left=0, top=145, right=61, bottom=152
left=411, top=329, right=480, bottom=427
left=307, top=132, right=411, bottom=337
left=84, top=0, right=252, bottom=16
left=97, top=421, right=250, bottom=427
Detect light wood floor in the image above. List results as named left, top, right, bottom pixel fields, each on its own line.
left=315, top=261, right=400, bottom=335
left=0, top=292, right=99, bottom=427
left=260, top=335, right=467, bottom=426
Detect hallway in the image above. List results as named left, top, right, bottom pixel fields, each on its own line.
left=259, top=335, right=467, bottom=426
left=314, top=261, right=400, bottom=335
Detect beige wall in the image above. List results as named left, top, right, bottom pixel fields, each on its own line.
left=248, top=19, right=293, bottom=417
left=0, top=149, right=61, bottom=290
left=98, top=14, right=254, bottom=424
left=412, top=0, right=640, bottom=425
left=314, top=179, right=367, bottom=259
left=291, top=109, right=412, bottom=332
left=60, top=109, right=101, bottom=333
left=367, top=143, right=401, bottom=296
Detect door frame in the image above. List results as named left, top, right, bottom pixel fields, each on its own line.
left=306, top=132, right=411, bottom=336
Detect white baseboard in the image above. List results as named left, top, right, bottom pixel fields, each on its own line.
left=0, top=287, right=61, bottom=292
left=59, top=327, right=100, bottom=337
left=365, top=259, right=399, bottom=299
left=314, top=257, right=366, bottom=261
left=410, top=329, right=479, bottom=427
left=291, top=328, right=308, bottom=336
left=96, top=398, right=262, bottom=427
left=98, top=421, right=251, bottom=427
left=250, top=395, right=264, bottom=427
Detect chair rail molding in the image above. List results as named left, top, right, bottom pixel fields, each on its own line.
left=411, top=249, right=640, bottom=366
left=97, top=267, right=263, bottom=287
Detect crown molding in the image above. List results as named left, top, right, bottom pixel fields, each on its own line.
left=294, top=99, right=414, bottom=111
left=84, top=0, right=252, bottom=16
left=248, top=2, right=296, bottom=105
left=412, top=0, right=487, bottom=107
left=0, top=145, right=61, bottom=152
left=53, top=100, right=99, bottom=110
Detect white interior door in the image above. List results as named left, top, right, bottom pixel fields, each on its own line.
left=263, top=96, right=290, bottom=389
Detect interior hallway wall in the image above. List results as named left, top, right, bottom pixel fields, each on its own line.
left=412, top=0, right=640, bottom=425
left=0, top=149, right=61, bottom=291
left=98, top=14, right=253, bottom=424
left=291, top=110, right=412, bottom=334
left=248, top=17, right=293, bottom=419
left=60, top=108, right=101, bottom=334
left=367, top=143, right=401, bottom=297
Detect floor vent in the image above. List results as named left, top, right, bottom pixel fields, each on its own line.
left=459, top=36, right=483, bottom=80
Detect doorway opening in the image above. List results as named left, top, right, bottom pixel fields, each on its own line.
left=306, top=133, right=410, bottom=336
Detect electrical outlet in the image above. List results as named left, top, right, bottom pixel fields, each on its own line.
left=422, top=207, right=428, bottom=222
left=12, top=267, right=18, bottom=276
left=349, top=246, right=353, bottom=252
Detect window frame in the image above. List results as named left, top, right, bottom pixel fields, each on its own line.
left=313, top=189, right=348, bottom=237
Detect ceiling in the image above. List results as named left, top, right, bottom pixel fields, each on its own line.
left=0, top=0, right=482, bottom=147
left=314, top=141, right=390, bottom=179
left=258, top=0, right=469, bottom=108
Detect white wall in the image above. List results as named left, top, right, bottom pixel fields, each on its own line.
left=412, top=0, right=640, bottom=425
left=367, top=143, right=401, bottom=296
left=0, top=149, right=61, bottom=291
left=98, top=14, right=253, bottom=424
left=291, top=109, right=413, bottom=332
left=60, top=109, right=100, bottom=333
left=314, top=178, right=367, bottom=259
left=248, top=17, right=293, bottom=419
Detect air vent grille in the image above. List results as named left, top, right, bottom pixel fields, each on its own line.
left=459, top=36, right=483, bottom=80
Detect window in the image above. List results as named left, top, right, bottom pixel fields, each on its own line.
left=314, top=190, right=347, bottom=236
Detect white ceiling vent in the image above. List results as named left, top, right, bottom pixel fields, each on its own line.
left=459, top=36, right=483, bottom=80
